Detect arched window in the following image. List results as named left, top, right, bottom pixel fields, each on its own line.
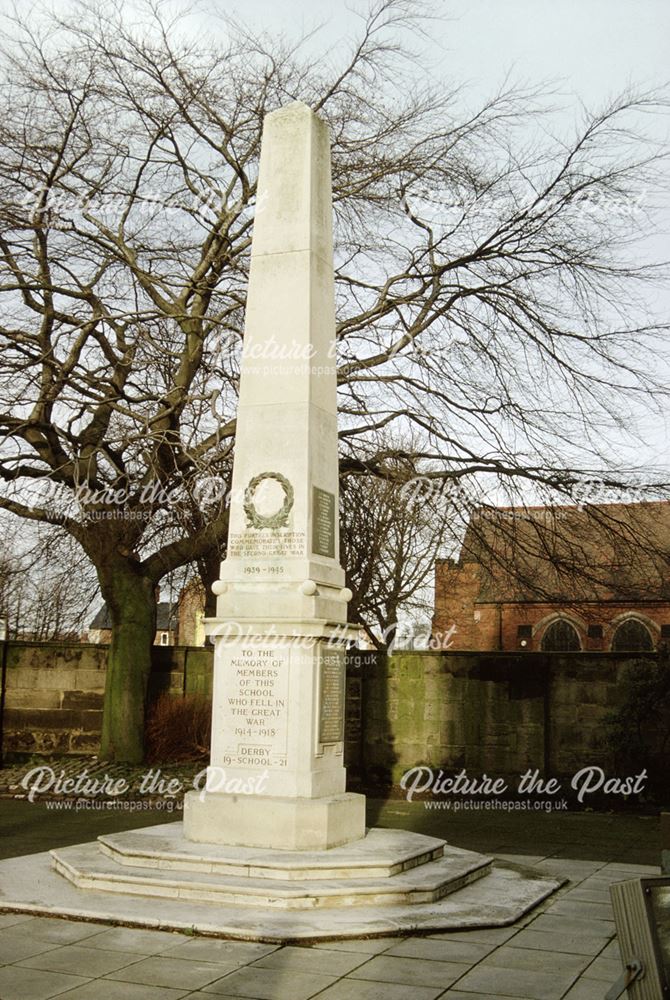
left=611, top=619, right=654, bottom=652
left=541, top=619, right=581, bottom=651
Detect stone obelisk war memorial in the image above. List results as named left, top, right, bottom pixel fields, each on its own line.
left=0, top=103, right=561, bottom=940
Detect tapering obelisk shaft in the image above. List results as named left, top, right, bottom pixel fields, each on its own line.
left=222, top=101, right=346, bottom=609
left=184, top=103, right=365, bottom=850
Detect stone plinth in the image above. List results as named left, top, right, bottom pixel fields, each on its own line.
left=0, top=837, right=562, bottom=941
left=183, top=789, right=365, bottom=851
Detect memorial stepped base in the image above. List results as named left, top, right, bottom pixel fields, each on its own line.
left=0, top=821, right=564, bottom=942
left=51, top=825, right=491, bottom=909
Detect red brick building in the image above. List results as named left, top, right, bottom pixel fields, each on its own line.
left=433, top=501, right=670, bottom=652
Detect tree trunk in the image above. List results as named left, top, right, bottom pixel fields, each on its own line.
left=198, top=548, right=222, bottom=618
left=99, top=562, right=156, bottom=763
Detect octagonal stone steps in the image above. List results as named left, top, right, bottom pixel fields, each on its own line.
left=97, top=825, right=447, bottom=880
left=51, top=824, right=493, bottom=910
left=2, top=847, right=564, bottom=942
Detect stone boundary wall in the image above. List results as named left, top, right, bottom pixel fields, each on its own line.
left=0, top=642, right=653, bottom=777
left=2, top=642, right=108, bottom=756
left=356, top=650, right=656, bottom=783
left=0, top=642, right=212, bottom=756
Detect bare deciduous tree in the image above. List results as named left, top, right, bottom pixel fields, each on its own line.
left=340, top=460, right=451, bottom=648
left=0, top=0, right=667, bottom=758
left=0, top=518, right=98, bottom=640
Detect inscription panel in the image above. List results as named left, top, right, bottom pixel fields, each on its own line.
left=319, top=645, right=345, bottom=744
left=220, top=646, right=290, bottom=768
left=229, top=529, right=306, bottom=559
left=312, top=487, right=335, bottom=559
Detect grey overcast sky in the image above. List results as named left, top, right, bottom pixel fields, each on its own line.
left=217, top=0, right=669, bottom=472
left=220, top=0, right=670, bottom=244
left=224, top=0, right=670, bottom=106
left=221, top=0, right=670, bottom=186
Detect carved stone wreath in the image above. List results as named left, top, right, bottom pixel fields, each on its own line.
left=243, top=471, right=294, bottom=530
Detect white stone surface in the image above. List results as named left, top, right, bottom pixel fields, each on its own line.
left=218, top=102, right=345, bottom=610
left=203, top=638, right=352, bottom=802
left=0, top=849, right=562, bottom=943
left=98, top=823, right=447, bottom=880
left=188, top=102, right=363, bottom=845
left=183, top=789, right=366, bottom=851
left=51, top=839, right=491, bottom=909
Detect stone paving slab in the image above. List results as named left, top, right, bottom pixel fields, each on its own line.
left=199, top=965, right=337, bottom=998
left=545, top=898, right=616, bottom=922
left=346, top=953, right=470, bottom=988
left=6, top=914, right=108, bottom=944
left=524, top=913, right=615, bottom=938
left=180, top=995, right=261, bottom=1000
left=16, top=942, right=148, bottom=977
left=561, top=982, right=609, bottom=1000
left=310, top=938, right=403, bottom=954
left=479, top=945, right=590, bottom=976
left=0, top=964, right=91, bottom=1000
left=0, top=912, right=34, bottom=929
left=302, top=982, right=444, bottom=1000
left=580, top=954, right=627, bottom=982
left=104, top=956, right=240, bottom=990
left=0, top=929, right=62, bottom=964
left=501, top=927, right=609, bottom=956
left=451, top=964, right=578, bottom=999
left=428, top=925, right=519, bottom=945
left=444, top=994, right=529, bottom=1000
left=600, top=938, right=621, bottom=959
left=52, top=984, right=192, bottom=1000
left=181, top=995, right=273, bottom=1000
left=250, top=945, right=369, bottom=975
left=383, top=936, right=496, bottom=962
left=0, top=849, right=649, bottom=1000
left=565, top=886, right=613, bottom=903
left=161, top=938, right=279, bottom=964
left=78, top=925, right=187, bottom=953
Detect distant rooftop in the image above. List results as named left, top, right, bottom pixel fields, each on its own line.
left=89, top=602, right=178, bottom=631
left=456, top=500, right=670, bottom=603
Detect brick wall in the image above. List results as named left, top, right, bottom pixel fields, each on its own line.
left=497, top=602, right=670, bottom=653
left=433, top=560, right=501, bottom=649
left=433, top=559, right=670, bottom=652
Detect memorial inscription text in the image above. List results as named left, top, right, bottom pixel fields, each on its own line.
left=220, top=646, right=290, bottom=768
left=228, top=529, right=306, bottom=560
left=318, top=645, right=345, bottom=744
left=312, top=487, right=335, bottom=558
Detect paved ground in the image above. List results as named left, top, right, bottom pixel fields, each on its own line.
left=0, top=852, right=655, bottom=1000
left=372, top=800, right=661, bottom=866
left=0, top=788, right=662, bottom=997
left=0, top=798, right=661, bottom=865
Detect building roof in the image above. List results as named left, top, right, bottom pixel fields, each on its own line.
left=89, top=602, right=178, bottom=631
left=450, top=501, right=670, bottom=604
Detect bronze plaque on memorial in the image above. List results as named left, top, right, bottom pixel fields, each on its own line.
left=318, top=645, right=345, bottom=744
left=312, top=486, right=335, bottom=558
